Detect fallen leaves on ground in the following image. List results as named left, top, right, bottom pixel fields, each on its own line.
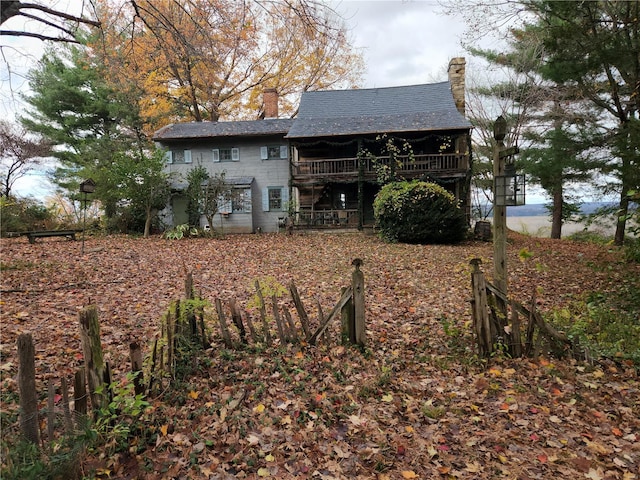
left=1, top=232, right=638, bottom=479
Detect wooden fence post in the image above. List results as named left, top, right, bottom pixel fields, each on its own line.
left=289, top=281, right=311, bottom=341
left=129, top=341, right=144, bottom=396
left=352, top=258, right=366, bottom=346
left=60, top=377, right=74, bottom=433
left=74, top=369, right=87, bottom=419
left=470, top=258, right=492, bottom=357
left=271, top=295, right=287, bottom=343
left=47, top=381, right=55, bottom=443
left=215, top=298, right=233, bottom=348
left=254, top=280, right=272, bottom=346
left=17, top=333, right=40, bottom=445
left=341, top=286, right=355, bottom=344
left=79, top=305, right=106, bottom=414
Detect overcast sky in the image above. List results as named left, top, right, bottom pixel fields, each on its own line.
left=336, top=1, right=467, bottom=87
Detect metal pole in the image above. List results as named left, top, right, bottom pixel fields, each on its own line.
left=81, top=192, right=87, bottom=255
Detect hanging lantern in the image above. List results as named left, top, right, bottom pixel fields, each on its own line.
left=495, top=163, right=525, bottom=206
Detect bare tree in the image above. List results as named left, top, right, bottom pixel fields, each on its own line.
left=0, top=120, right=50, bottom=197
left=0, top=1, right=100, bottom=42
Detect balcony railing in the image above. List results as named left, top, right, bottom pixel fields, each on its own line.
left=292, top=153, right=468, bottom=178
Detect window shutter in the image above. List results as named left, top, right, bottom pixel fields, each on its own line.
left=260, top=146, right=268, bottom=160
left=165, top=151, right=173, bottom=164
left=212, top=149, right=220, bottom=162
left=282, top=187, right=289, bottom=208
left=184, top=150, right=192, bottom=163
left=280, top=146, right=288, bottom=159
left=231, top=148, right=240, bottom=161
left=262, top=188, right=269, bottom=211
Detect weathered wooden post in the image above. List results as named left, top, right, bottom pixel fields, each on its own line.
left=341, top=286, right=355, bottom=344
left=470, top=258, right=491, bottom=356
left=47, top=381, right=55, bottom=443
left=129, top=341, right=144, bottom=396
left=60, top=377, right=74, bottom=433
left=352, top=258, right=366, bottom=346
left=289, top=281, right=311, bottom=341
left=74, top=369, right=87, bottom=418
left=492, top=115, right=508, bottom=300
left=17, top=333, right=40, bottom=445
left=215, top=298, right=233, bottom=348
left=79, top=305, right=106, bottom=414
left=254, top=280, right=272, bottom=346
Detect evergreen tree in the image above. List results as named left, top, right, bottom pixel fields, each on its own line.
left=468, top=25, right=600, bottom=238
left=531, top=0, right=640, bottom=245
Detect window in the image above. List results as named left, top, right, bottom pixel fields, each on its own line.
left=213, top=148, right=239, bottom=162
left=260, top=145, right=288, bottom=160
left=232, top=188, right=252, bottom=213
left=166, top=149, right=192, bottom=164
left=268, top=188, right=282, bottom=211
left=262, top=187, right=289, bottom=212
left=218, top=188, right=251, bottom=214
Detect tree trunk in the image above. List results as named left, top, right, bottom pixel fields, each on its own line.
left=550, top=186, right=563, bottom=239
left=614, top=183, right=629, bottom=246
left=144, top=206, right=152, bottom=238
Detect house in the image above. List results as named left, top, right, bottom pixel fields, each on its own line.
left=154, top=89, right=294, bottom=234
left=154, top=59, right=472, bottom=233
left=286, top=57, right=472, bottom=228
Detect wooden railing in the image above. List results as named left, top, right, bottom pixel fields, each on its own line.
left=292, top=153, right=468, bottom=178
left=295, top=209, right=359, bottom=227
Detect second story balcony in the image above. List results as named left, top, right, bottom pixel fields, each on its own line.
left=292, top=153, right=469, bottom=183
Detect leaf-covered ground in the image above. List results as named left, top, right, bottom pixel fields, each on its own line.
left=1, top=232, right=638, bottom=479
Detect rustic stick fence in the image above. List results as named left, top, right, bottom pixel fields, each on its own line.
left=469, top=258, right=577, bottom=359
left=15, top=259, right=367, bottom=446
left=146, top=259, right=367, bottom=391
left=15, top=307, right=116, bottom=449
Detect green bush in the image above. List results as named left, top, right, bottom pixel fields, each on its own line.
left=0, top=196, right=53, bottom=236
left=373, top=180, right=468, bottom=244
left=550, top=287, right=640, bottom=364
left=624, top=237, right=640, bottom=263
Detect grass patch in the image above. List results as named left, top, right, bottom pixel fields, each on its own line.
left=549, top=283, right=640, bottom=364
left=566, top=230, right=613, bottom=245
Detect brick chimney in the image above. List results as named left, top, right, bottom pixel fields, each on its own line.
left=263, top=88, right=279, bottom=119
left=447, top=57, right=466, bottom=116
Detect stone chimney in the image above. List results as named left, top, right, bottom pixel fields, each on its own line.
left=447, top=57, right=466, bottom=115
left=263, top=88, right=279, bottom=119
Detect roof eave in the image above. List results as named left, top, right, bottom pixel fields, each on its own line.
left=286, top=125, right=471, bottom=139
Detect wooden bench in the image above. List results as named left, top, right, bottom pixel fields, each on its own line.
left=23, top=230, right=80, bottom=244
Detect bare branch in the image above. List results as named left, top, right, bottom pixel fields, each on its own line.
left=1, top=1, right=100, bottom=27
left=0, top=29, right=80, bottom=43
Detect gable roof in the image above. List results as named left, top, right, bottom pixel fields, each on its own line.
left=286, top=81, right=471, bottom=139
left=153, top=118, right=294, bottom=141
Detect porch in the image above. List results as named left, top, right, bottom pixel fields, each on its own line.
left=291, top=153, right=468, bottom=183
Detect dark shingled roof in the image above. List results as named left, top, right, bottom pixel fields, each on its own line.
left=286, top=81, right=471, bottom=139
left=153, top=118, right=294, bottom=140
